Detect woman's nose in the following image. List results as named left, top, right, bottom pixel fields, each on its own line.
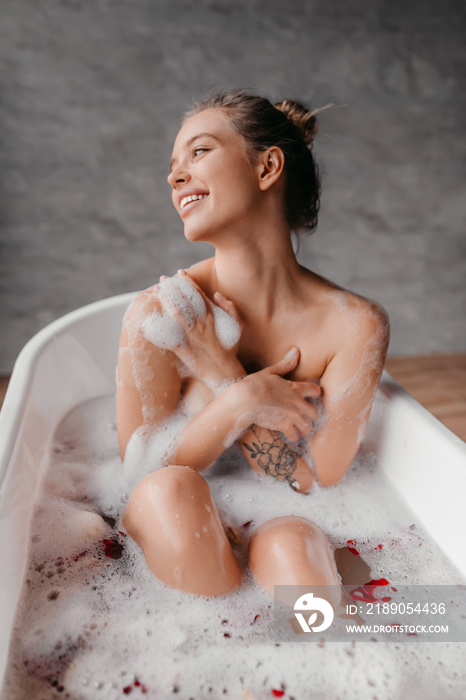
left=167, top=164, right=190, bottom=188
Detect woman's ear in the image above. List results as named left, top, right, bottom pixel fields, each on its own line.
left=256, top=146, right=285, bottom=191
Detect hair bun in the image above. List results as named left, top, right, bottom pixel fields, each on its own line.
left=274, top=99, right=333, bottom=146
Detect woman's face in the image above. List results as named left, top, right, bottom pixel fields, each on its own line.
left=168, top=108, right=262, bottom=243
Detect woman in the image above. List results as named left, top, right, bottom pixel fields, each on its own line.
left=116, top=91, right=389, bottom=597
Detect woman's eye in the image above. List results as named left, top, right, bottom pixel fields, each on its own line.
left=192, top=147, right=210, bottom=158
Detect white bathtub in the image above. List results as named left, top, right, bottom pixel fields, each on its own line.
left=1, top=294, right=465, bottom=692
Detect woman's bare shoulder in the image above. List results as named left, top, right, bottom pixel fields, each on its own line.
left=122, top=284, right=163, bottom=327
left=182, top=258, right=216, bottom=294
left=329, top=287, right=388, bottom=333
left=122, top=258, right=216, bottom=327
left=305, top=268, right=387, bottom=320
left=302, top=269, right=390, bottom=355
left=327, top=293, right=390, bottom=371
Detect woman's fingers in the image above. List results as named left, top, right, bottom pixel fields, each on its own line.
left=286, top=389, right=320, bottom=425
left=301, top=401, right=319, bottom=422
left=298, top=381, right=322, bottom=398
left=213, top=291, right=242, bottom=325
left=159, top=272, right=243, bottom=342
left=268, top=347, right=300, bottom=376
left=242, top=349, right=322, bottom=432
left=155, top=275, right=207, bottom=331
left=156, top=286, right=195, bottom=330
left=277, top=416, right=313, bottom=443
left=292, top=416, right=313, bottom=437
left=281, top=424, right=303, bottom=443
left=177, top=269, right=210, bottom=306
left=287, top=396, right=319, bottom=425
left=180, top=271, right=243, bottom=333
left=178, top=271, right=241, bottom=328
left=267, top=350, right=321, bottom=399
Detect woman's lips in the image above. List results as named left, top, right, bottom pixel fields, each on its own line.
left=180, top=194, right=209, bottom=218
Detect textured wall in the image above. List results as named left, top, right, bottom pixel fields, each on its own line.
left=1, top=0, right=465, bottom=371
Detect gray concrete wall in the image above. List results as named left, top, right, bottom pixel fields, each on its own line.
left=1, top=0, right=465, bottom=372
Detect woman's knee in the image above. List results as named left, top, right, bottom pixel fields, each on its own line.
left=248, top=516, right=340, bottom=592
left=133, top=464, right=209, bottom=499
left=122, top=465, right=242, bottom=596
left=122, top=465, right=208, bottom=539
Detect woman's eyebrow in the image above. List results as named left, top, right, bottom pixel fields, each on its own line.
left=169, top=132, right=220, bottom=170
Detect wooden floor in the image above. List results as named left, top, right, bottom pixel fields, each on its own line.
left=0, top=376, right=9, bottom=411
left=0, top=354, right=465, bottom=441
left=385, top=354, right=466, bottom=441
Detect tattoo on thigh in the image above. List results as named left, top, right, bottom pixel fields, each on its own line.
left=242, top=427, right=298, bottom=486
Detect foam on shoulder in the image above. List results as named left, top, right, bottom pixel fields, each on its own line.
left=140, top=274, right=240, bottom=352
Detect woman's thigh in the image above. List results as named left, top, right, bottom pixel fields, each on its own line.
left=123, top=465, right=242, bottom=596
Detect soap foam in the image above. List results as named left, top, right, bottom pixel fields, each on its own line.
left=89, top=409, right=191, bottom=518
left=140, top=275, right=240, bottom=352
left=211, top=302, right=241, bottom=350
left=3, top=395, right=466, bottom=700
left=141, top=311, right=186, bottom=350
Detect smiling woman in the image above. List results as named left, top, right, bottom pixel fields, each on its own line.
left=116, top=90, right=390, bottom=597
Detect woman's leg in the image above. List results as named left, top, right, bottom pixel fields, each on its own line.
left=248, top=516, right=340, bottom=602
left=122, top=465, right=242, bottom=596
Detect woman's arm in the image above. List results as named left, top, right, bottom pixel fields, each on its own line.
left=309, top=302, right=390, bottom=486
left=240, top=425, right=315, bottom=492
left=117, top=285, right=320, bottom=473
left=172, top=349, right=320, bottom=471
left=116, top=288, right=183, bottom=460
left=118, top=277, right=386, bottom=491
left=161, top=272, right=320, bottom=484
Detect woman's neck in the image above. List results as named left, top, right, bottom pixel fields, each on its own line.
left=211, top=223, right=303, bottom=322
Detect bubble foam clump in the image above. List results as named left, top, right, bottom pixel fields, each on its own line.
left=89, top=409, right=191, bottom=518
left=141, top=311, right=185, bottom=350
left=3, top=395, right=466, bottom=700
left=140, top=274, right=240, bottom=351
left=211, top=302, right=241, bottom=350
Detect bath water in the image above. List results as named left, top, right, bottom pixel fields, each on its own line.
left=3, top=395, right=465, bottom=700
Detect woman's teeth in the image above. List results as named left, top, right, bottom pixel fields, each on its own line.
left=180, top=193, right=208, bottom=209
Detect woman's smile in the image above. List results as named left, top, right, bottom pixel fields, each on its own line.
left=178, top=191, right=210, bottom=218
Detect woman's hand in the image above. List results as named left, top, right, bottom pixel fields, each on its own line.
left=141, top=270, right=246, bottom=391
left=232, top=347, right=322, bottom=444
left=170, top=345, right=320, bottom=477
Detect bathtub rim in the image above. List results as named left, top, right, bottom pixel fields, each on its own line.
left=0, top=293, right=136, bottom=487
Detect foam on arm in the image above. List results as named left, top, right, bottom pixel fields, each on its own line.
left=116, top=287, right=247, bottom=477
left=310, top=303, right=389, bottom=486
left=116, top=289, right=182, bottom=461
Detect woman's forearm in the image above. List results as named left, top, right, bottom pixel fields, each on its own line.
left=171, top=390, right=315, bottom=494
left=167, top=348, right=321, bottom=476
left=171, top=382, right=248, bottom=470
left=240, top=425, right=315, bottom=493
